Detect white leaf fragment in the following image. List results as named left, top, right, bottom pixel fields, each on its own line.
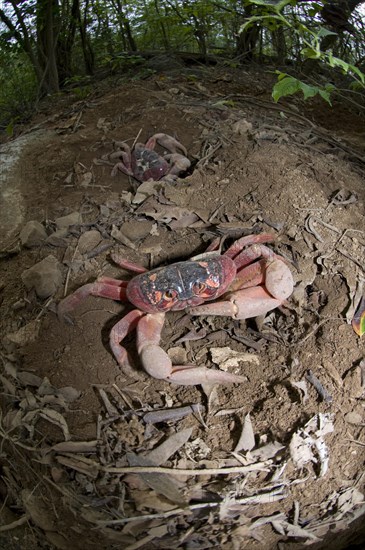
left=210, top=347, right=259, bottom=371
left=289, top=413, right=334, bottom=477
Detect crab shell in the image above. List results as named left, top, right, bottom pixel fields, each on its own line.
left=126, top=256, right=237, bottom=313
left=131, top=145, right=169, bottom=182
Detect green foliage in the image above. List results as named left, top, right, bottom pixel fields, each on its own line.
left=0, top=50, right=38, bottom=132
left=240, top=0, right=365, bottom=104
left=272, top=72, right=335, bottom=104
left=0, top=0, right=364, bottom=125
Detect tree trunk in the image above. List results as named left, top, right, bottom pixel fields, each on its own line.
left=78, top=0, right=95, bottom=74
left=56, top=0, right=79, bottom=85
left=36, top=0, right=60, bottom=94
left=320, top=0, right=364, bottom=50
left=0, top=3, right=45, bottom=92
left=236, top=5, right=260, bottom=60
left=113, top=0, right=138, bottom=51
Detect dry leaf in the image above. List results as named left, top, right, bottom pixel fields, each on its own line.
left=39, top=409, right=71, bottom=441
left=290, top=379, right=309, bottom=403
left=17, top=371, right=43, bottom=387
left=289, top=414, right=334, bottom=477
left=234, top=413, right=255, bottom=452
left=126, top=452, right=185, bottom=504
left=5, top=320, right=40, bottom=347
left=146, top=428, right=193, bottom=464
left=21, top=489, right=56, bottom=531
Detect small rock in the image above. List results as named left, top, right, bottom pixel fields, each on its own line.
left=55, top=212, right=82, bottom=229
left=78, top=230, right=102, bottom=254
left=21, top=255, right=63, bottom=298
left=46, top=228, right=69, bottom=247
left=111, top=225, right=136, bottom=250
left=79, top=172, right=93, bottom=188
left=120, top=221, right=154, bottom=241
left=139, top=235, right=163, bottom=255
left=20, top=221, right=47, bottom=247
left=232, top=119, right=253, bottom=136
left=99, top=204, right=110, bottom=218
left=344, top=411, right=363, bottom=425
left=132, top=181, right=162, bottom=205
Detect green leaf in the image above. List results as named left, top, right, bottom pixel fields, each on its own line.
left=328, top=54, right=350, bottom=72
left=317, top=27, right=337, bottom=39
left=277, top=71, right=289, bottom=81
left=212, top=99, right=235, bottom=108
left=272, top=76, right=300, bottom=102
left=349, top=64, right=365, bottom=84
left=6, top=120, right=14, bottom=136
left=298, top=82, right=319, bottom=100
left=318, top=89, right=332, bottom=105
left=301, top=47, right=321, bottom=60
left=308, top=5, right=322, bottom=16
left=246, top=0, right=293, bottom=13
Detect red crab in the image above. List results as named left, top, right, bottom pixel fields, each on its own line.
left=58, top=234, right=294, bottom=386
left=102, top=133, right=191, bottom=182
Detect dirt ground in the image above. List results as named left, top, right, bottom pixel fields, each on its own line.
left=0, top=64, right=365, bottom=549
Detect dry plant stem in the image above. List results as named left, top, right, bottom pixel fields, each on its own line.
left=94, top=487, right=285, bottom=527
left=0, top=426, right=40, bottom=452
left=345, top=439, right=365, bottom=446
left=131, top=128, right=142, bottom=149
left=294, top=318, right=331, bottom=346
left=101, top=462, right=271, bottom=475
left=94, top=502, right=220, bottom=527
left=63, top=242, right=79, bottom=297
left=0, top=514, right=31, bottom=532
left=55, top=451, right=271, bottom=477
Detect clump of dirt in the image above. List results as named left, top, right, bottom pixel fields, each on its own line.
left=0, top=66, right=364, bottom=550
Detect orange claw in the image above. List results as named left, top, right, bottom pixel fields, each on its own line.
left=167, top=366, right=247, bottom=385
left=135, top=312, right=246, bottom=385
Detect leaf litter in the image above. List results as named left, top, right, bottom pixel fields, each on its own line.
left=0, top=67, right=365, bottom=549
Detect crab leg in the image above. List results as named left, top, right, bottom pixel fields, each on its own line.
left=109, top=309, right=144, bottom=369
left=102, top=143, right=134, bottom=177
left=136, top=313, right=246, bottom=385
left=146, top=133, right=188, bottom=156
left=58, top=278, right=128, bottom=319
left=224, top=233, right=276, bottom=260
left=110, top=254, right=148, bottom=274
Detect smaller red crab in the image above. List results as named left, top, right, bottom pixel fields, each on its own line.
left=102, top=133, right=191, bottom=183
left=58, top=234, right=294, bottom=386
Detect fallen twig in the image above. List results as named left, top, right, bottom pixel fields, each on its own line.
left=0, top=514, right=31, bottom=532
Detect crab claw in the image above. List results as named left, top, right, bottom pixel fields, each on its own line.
left=136, top=313, right=246, bottom=385
left=168, top=366, right=247, bottom=385
left=164, top=153, right=191, bottom=176
left=146, top=133, right=188, bottom=156
left=188, top=260, right=294, bottom=320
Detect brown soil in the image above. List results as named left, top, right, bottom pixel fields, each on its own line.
left=0, top=66, right=365, bottom=549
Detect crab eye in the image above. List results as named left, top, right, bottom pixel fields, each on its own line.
left=163, top=289, right=178, bottom=301
left=192, top=282, right=207, bottom=295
